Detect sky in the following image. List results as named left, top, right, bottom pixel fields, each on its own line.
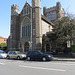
left=0, top=0, right=75, bottom=38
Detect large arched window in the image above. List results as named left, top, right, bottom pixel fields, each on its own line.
left=21, top=17, right=31, bottom=37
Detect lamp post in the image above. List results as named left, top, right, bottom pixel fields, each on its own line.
left=30, top=7, right=32, bottom=51
left=29, top=41, right=32, bottom=51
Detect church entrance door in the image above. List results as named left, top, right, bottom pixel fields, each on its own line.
left=24, top=42, right=29, bottom=52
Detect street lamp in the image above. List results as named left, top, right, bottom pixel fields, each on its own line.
left=29, top=41, right=32, bottom=51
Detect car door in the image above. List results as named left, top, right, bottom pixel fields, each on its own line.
left=8, top=52, right=13, bottom=58
left=12, top=52, right=17, bottom=59
left=33, top=52, right=41, bottom=60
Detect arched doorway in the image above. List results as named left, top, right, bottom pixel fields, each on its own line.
left=46, top=44, right=50, bottom=52
left=24, top=42, right=29, bottom=52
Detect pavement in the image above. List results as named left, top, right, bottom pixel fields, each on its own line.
left=53, top=52, right=75, bottom=61
left=53, top=57, right=75, bottom=61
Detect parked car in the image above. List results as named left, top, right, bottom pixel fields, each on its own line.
left=7, top=51, right=26, bottom=60
left=0, top=50, right=7, bottom=58
left=26, top=51, right=53, bottom=61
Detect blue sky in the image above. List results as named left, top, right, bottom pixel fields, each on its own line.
left=0, top=0, right=75, bottom=38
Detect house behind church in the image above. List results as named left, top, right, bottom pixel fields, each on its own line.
left=43, top=2, right=65, bottom=24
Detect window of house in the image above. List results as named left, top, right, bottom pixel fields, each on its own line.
left=50, top=14, right=53, bottom=20
left=54, top=14, right=56, bottom=19
left=47, top=14, right=50, bottom=20
left=4, top=39, right=6, bottom=41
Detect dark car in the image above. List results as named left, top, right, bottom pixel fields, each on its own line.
left=26, top=51, right=53, bottom=61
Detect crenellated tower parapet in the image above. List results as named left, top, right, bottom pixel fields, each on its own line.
left=11, top=4, right=19, bottom=16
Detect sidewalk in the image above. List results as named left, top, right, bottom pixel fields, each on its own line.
left=52, top=53, right=75, bottom=61
left=53, top=57, right=75, bottom=61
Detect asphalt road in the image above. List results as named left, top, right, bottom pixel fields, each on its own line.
left=0, top=59, right=75, bottom=75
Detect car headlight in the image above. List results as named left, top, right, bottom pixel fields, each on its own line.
left=48, top=55, right=51, bottom=58
left=21, top=55, right=26, bottom=57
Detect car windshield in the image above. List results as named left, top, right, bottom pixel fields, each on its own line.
left=16, top=51, right=22, bottom=54
left=0, top=51, right=5, bottom=53
left=34, top=51, right=43, bottom=55
left=38, top=52, right=43, bottom=54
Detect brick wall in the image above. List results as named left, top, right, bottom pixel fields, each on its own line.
left=0, top=37, right=7, bottom=44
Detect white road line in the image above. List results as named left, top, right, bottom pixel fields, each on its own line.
left=19, top=65, right=66, bottom=72
left=0, top=63, right=5, bottom=65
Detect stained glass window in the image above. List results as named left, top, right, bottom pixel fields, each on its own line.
left=22, top=17, right=31, bottom=38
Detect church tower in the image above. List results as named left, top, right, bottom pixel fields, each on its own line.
left=32, top=0, right=42, bottom=50
left=10, top=5, right=19, bottom=50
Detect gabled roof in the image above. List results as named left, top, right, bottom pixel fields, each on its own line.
left=41, top=15, right=54, bottom=26
left=0, top=36, right=7, bottom=39
left=24, top=1, right=32, bottom=8
left=19, top=2, right=54, bottom=26
left=20, top=2, right=32, bottom=15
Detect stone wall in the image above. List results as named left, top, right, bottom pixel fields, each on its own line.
left=42, top=20, right=52, bottom=35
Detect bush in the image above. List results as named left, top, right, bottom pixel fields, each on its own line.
left=71, top=44, right=75, bottom=53
left=0, top=43, right=7, bottom=47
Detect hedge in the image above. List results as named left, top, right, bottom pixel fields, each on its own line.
left=0, top=43, right=7, bottom=47
left=71, top=44, right=75, bottom=53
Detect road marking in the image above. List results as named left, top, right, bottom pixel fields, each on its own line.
left=19, top=65, right=66, bottom=72
left=0, top=63, right=5, bottom=65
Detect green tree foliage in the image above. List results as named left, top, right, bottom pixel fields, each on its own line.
left=47, top=32, right=58, bottom=49
left=53, top=17, right=75, bottom=45
left=0, top=43, right=7, bottom=47
left=46, top=17, right=75, bottom=49
left=71, top=44, right=75, bottom=53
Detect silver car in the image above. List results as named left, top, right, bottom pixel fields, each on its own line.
left=0, top=50, right=7, bottom=58
left=7, top=51, right=26, bottom=60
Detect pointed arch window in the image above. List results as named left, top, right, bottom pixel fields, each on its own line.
left=21, top=17, right=31, bottom=38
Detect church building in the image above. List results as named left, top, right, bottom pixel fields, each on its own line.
left=7, top=0, right=53, bottom=52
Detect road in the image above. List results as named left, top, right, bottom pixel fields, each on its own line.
left=0, top=59, right=75, bottom=75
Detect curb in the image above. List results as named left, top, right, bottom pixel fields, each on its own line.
left=53, top=58, right=75, bottom=61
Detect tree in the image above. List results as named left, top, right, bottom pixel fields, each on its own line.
left=53, top=17, right=75, bottom=47
left=0, top=43, right=7, bottom=47
left=0, top=43, right=7, bottom=50
left=47, top=32, right=58, bottom=49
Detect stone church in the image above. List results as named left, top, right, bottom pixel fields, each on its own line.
left=7, top=0, right=53, bottom=52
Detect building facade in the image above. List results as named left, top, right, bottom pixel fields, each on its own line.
left=43, top=2, right=65, bottom=23
left=7, top=0, right=53, bottom=52
left=0, top=37, right=7, bottom=44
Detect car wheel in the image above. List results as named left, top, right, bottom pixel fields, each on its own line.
left=17, top=56, right=20, bottom=60
left=42, top=57, right=46, bottom=61
left=7, top=56, right=10, bottom=59
left=27, top=57, right=31, bottom=61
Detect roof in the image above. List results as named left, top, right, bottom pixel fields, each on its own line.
left=0, top=36, right=7, bottom=39
left=20, top=2, right=32, bottom=15
left=19, top=2, right=54, bottom=26
left=41, top=15, right=54, bottom=26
